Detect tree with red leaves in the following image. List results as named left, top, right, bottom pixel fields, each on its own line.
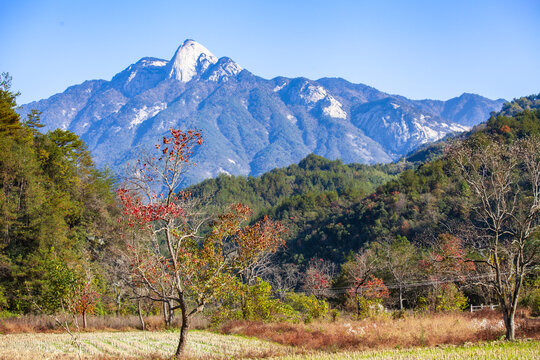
left=302, top=258, right=336, bottom=298
left=421, top=233, right=476, bottom=282
left=118, top=129, right=285, bottom=358
left=71, top=280, right=100, bottom=329
left=346, top=275, right=389, bottom=319
left=342, top=248, right=387, bottom=318
left=419, top=234, right=474, bottom=312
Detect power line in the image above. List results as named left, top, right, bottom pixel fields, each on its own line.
left=274, top=273, right=500, bottom=295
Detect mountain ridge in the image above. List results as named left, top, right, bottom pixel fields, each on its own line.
left=20, top=40, right=506, bottom=186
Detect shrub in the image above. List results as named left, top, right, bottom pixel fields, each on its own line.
left=348, top=296, right=387, bottom=319
left=211, top=278, right=298, bottom=325
left=329, top=308, right=340, bottom=322
left=284, top=292, right=329, bottom=320
left=346, top=276, right=389, bottom=319
left=392, top=309, right=408, bottom=320
left=521, top=278, right=540, bottom=316
left=418, top=283, right=468, bottom=312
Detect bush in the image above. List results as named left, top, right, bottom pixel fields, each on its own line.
left=392, top=309, right=408, bottom=320
left=521, top=278, right=540, bottom=317
left=329, top=308, right=340, bottom=322
left=418, top=284, right=468, bottom=312
left=284, top=292, right=329, bottom=320
left=211, top=278, right=298, bottom=325
left=348, top=296, right=387, bottom=319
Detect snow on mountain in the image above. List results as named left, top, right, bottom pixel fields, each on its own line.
left=203, top=57, right=243, bottom=82
left=129, top=103, right=167, bottom=129
left=323, top=97, right=347, bottom=119
left=167, top=39, right=218, bottom=82
left=351, top=98, right=473, bottom=156
left=19, top=40, right=505, bottom=186
left=299, top=82, right=328, bottom=105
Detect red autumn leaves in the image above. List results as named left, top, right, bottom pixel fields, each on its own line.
left=155, top=129, right=202, bottom=163
left=117, top=188, right=184, bottom=228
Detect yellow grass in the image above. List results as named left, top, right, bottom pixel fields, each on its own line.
left=0, top=312, right=537, bottom=359
left=0, top=330, right=538, bottom=359
left=0, top=330, right=293, bottom=359
left=220, top=312, right=539, bottom=351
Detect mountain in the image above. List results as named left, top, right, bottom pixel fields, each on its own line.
left=20, top=39, right=506, bottom=185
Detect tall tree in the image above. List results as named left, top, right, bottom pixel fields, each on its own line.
left=373, top=236, right=418, bottom=310
left=450, top=136, right=540, bottom=340
left=118, top=129, right=285, bottom=358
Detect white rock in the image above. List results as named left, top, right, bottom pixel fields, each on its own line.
left=323, top=97, right=347, bottom=119
left=168, top=40, right=218, bottom=82
left=129, top=103, right=167, bottom=129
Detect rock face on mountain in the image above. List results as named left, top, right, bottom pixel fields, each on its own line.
left=21, top=39, right=506, bottom=185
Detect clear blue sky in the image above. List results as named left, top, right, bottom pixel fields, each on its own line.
left=1, top=0, right=539, bottom=104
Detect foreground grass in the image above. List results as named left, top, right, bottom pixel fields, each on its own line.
left=0, top=330, right=538, bottom=360
left=281, top=340, right=539, bottom=359
left=221, top=312, right=539, bottom=351
left=0, top=329, right=293, bottom=359
left=1, top=312, right=538, bottom=359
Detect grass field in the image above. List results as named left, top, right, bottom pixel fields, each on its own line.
left=0, top=330, right=538, bottom=359
left=282, top=340, right=540, bottom=359
left=0, top=330, right=293, bottom=359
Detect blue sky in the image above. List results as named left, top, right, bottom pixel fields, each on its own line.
left=1, top=0, right=539, bottom=104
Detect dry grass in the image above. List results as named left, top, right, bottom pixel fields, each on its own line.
left=220, top=311, right=540, bottom=352
left=0, top=329, right=293, bottom=359
left=1, top=311, right=538, bottom=359
left=0, top=314, right=209, bottom=334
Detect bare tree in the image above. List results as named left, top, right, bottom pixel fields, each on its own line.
left=302, top=258, right=336, bottom=298
left=374, top=237, right=418, bottom=310
left=268, top=263, right=301, bottom=298
left=450, top=136, right=540, bottom=340
left=342, top=248, right=379, bottom=317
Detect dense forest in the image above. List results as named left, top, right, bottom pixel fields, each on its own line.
left=187, top=96, right=540, bottom=264
left=0, top=73, right=119, bottom=314
left=1, top=72, right=538, bottom=342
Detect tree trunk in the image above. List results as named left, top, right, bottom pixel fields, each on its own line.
left=162, top=301, right=171, bottom=328
left=82, top=310, right=87, bottom=329
left=503, top=309, right=516, bottom=341
left=175, top=298, right=190, bottom=358
left=137, top=299, right=145, bottom=331
left=115, top=292, right=121, bottom=317
left=168, top=301, right=175, bottom=327
left=399, top=285, right=404, bottom=310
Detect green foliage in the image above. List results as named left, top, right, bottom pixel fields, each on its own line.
left=0, top=73, right=22, bottom=136
left=35, top=254, right=80, bottom=312
left=329, top=308, right=340, bottom=322
left=498, top=94, right=540, bottom=117
left=521, top=277, right=540, bottom=317
left=238, top=278, right=296, bottom=322
left=188, top=154, right=408, bottom=262
left=211, top=278, right=298, bottom=325
left=486, top=108, right=540, bottom=139
left=284, top=292, right=329, bottom=320
left=418, top=284, right=468, bottom=312
left=0, top=75, right=118, bottom=314
left=348, top=296, right=387, bottom=319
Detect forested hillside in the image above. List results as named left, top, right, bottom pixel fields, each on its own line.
left=0, top=74, right=118, bottom=313
left=186, top=97, right=540, bottom=264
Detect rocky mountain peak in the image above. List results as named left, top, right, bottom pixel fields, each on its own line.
left=167, top=39, right=218, bottom=82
